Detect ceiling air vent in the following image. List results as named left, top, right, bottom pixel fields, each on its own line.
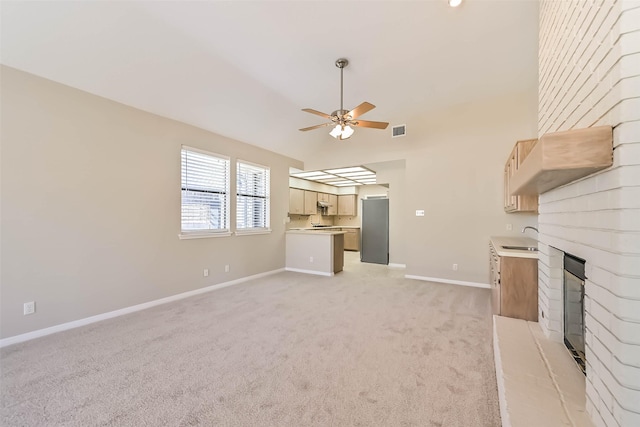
left=392, top=124, right=406, bottom=138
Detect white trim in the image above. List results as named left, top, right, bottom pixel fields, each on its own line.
left=387, top=263, right=406, bottom=269
left=0, top=268, right=285, bottom=348
left=181, top=144, right=230, bottom=160
left=284, top=267, right=333, bottom=277
left=178, top=231, right=232, bottom=239
left=404, top=275, right=490, bottom=289
left=234, top=229, right=272, bottom=236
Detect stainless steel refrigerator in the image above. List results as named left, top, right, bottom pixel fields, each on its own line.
left=361, top=198, right=389, bottom=264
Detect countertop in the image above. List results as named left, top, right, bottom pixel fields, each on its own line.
left=286, top=229, right=347, bottom=235
left=288, top=226, right=360, bottom=231
left=490, top=236, right=538, bottom=259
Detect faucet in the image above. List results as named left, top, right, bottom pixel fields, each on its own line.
left=522, top=226, right=539, bottom=234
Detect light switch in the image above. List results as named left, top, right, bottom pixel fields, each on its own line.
left=416, top=210, right=425, bottom=217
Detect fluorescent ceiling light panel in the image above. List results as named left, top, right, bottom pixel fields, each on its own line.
left=338, top=171, right=374, bottom=178
left=290, top=166, right=375, bottom=187
left=324, top=167, right=366, bottom=174
left=292, top=171, right=327, bottom=178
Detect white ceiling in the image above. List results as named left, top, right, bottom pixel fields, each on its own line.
left=0, top=0, right=538, bottom=163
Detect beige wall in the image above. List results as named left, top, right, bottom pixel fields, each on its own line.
left=305, top=90, right=539, bottom=284
left=0, top=66, right=302, bottom=339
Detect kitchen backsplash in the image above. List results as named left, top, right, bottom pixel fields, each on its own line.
left=287, top=214, right=334, bottom=229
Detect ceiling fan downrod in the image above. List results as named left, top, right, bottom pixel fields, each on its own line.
left=335, top=58, right=348, bottom=123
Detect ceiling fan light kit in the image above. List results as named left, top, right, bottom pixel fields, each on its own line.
left=300, top=58, right=389, bottom=140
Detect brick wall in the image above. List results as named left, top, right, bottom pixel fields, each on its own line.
left=538, top=1, right=640, bottom=426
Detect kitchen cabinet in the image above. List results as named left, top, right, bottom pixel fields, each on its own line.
left=343, top=228, right=360, bottom=251
left=289, top=188, right=318, bottom=215
left=504, top=139, right=538, bottom=213
left=489, top=241, right=538, bottom=321
left=317, top=193, right=338, bottom=216
left=289, top=188, right=304, bottom=214
left=303, top=190, right=318, bottom=215
left=337, top=194, right=357, bottom=216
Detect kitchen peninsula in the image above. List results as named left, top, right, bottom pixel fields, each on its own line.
left=285, top=229, right=346, bottom=276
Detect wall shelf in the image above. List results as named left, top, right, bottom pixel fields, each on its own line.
left=511, top=126, right=613, bottom=195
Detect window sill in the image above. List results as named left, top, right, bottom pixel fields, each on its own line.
left=178, top=231, right=232, bottom=240
left=234, top=229, right=272, bottom=236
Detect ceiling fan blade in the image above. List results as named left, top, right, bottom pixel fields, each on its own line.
left=353, top=120, right=389, bottom=129
left=301, top=108, right=332, bottom=119
left=347, top=102, right=375, bottom=119
left=299, top=123, right=332, bottom=132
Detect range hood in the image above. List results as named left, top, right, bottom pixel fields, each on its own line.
left=317, top=200, right=331, bottom=208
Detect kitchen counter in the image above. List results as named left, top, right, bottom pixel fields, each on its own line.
left=286, top=229, right=347, bottom=235
left=288, top=226, right=360, bottom=230
left=490, top=236, right=538, bottom=258
left=285, top=230, right=346, bottom=276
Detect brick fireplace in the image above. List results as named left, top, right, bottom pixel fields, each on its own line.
left=537, top=1, right=640, bottom=426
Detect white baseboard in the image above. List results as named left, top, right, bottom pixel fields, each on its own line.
left=0, top=268, right=285, bottom=348
left=284, top=267, right=333, bottom=277
left=405, top=274, right=490, bottom=289
left=387, top=263, right=406, bottom=269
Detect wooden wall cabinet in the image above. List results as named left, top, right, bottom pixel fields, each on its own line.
left=490, top=242, right=538, bottom=321
left=303, top=190, right=318, bottom=215
left=337, top=194, right=357, bottom=216
left=289, top=188, right=304, bottom=214
left=289, top=188, right=319, bottom=215
left=504, top=139, right=538, bottom=213
left=317, top=193, right=338, bottom=216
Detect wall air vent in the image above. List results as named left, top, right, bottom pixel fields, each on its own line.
left=391, top=124, right=406, bottom=138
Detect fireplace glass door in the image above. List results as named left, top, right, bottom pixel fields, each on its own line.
left=563, top=253, right=586, bottom=374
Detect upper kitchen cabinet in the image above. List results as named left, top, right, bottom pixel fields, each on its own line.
left=338, top=194, right=357, bottom=216
left=327, top=194, right=338, bottom=216
left=504, top=139, right=538, bottom=213
left=289, top=188, right=305, bottom=214
left=318, top=193, right=338, bottom=216
left=289, top=188, right=319, bottom=215
left=304, top=190, right=318, bottom=215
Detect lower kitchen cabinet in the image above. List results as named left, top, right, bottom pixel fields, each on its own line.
left=343, top=228, right=360, bottom=251
left=490, top=242, right=538, bottom=321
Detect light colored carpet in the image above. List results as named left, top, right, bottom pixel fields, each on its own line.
left=1, top=253, right=500, bottom=426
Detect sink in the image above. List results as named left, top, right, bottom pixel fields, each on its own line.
left=502, top=245, right=538, bottom=251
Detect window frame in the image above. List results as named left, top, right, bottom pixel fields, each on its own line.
left=235, top=159, right=271, bottom=235
left=179, top=145, right=231, bottom=239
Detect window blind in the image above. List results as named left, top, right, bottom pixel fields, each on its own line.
left=236, top=160, right=270, bottom=230
left=181, top=147, right=230, bottom=233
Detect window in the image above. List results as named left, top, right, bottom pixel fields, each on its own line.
left=180, top=146, right=230, bottom=237
left=236, top=160, right=270, bottom=233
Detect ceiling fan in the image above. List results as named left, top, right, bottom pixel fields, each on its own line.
left=299, top=58, right=389, bottom=140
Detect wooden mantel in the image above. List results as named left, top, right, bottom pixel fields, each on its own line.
left=511, top=126, right=613, bottom=195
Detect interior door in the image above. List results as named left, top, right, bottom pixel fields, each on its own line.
left=361, top=198, right=389, bottom=264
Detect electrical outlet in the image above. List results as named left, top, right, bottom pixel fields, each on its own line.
left=224, top=264, right=230, bottom=273
left=415, top=210, right=425, bottom=217
left=203, top=269, right=209, bottom=277
left=452, top=263, right=458, bottom=271
left=24, top=301, right=35, bottom=315
left=506, top=223, right=513, bottom=231
left=309, top=256, right=314, bottom=263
